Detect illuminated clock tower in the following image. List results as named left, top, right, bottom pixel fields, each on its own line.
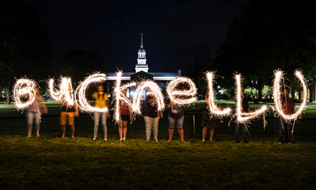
left=135, top=33, right=149, bottom=72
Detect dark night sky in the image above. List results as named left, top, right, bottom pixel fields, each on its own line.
left=25, top=0, right=246, bottom=73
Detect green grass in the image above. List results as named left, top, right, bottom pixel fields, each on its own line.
left=1, top=102, right=316, bottom=189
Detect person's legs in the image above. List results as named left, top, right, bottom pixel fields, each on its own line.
left=144, top=116, right=153, bottom=141
left=101, top=112, right=107, bottom=139
left=209, top=128, right=214, bottom=141
left=27, top=111, right=34, bottom=137
left=168, top=116, right=176, bottom=141
left=278, top=116, right=284, bottom=143
left=202, top=127, right=207, bottom=142
left=177, top=116, right=185, bottom=142
left=60, top=112, right=67, bottom=138
left=94, top=112, right=100, bottom=139
left=119, top=120, right=123, bottom=139
left=242, top=124, right=247, bottom=141
left=34, top=112, right=41, bottom=137
left=235, top=123, right=240, bottom=141
left=153, top=117, right=159, bottom=141
left=68, top=112, right=75, bottom=139
left=285, top=122, right=293, bottom=143
left=122, top=121, right=127, bottom=139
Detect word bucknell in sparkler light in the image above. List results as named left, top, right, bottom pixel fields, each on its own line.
left=206, top=72, right=231, bottom=117
left=235, top=74, right=267, bottom=124
left=13, top=78, right=37, bottom=110
left=48, top=77, right=74, bottom=106
left=273, top=70, right=307, bottom=122
left=166, top=77, right=197, bottom=106
left=75, top=73, right=108, bottom=113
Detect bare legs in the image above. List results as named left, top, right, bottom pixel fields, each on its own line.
left=60, top=125, right=75, bottom=139
left=202, top=127, right=214, bottom=142
left=119, top=120, right=127, bottom=139
left=27, top=130, right=40, bottom=137
left=60, top=125, right=66, bottom=138
left=168, top=128, right=186, bottom=143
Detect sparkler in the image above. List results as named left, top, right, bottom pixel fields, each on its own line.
left=13, top=78, right=36, bottom=110
left=131, top=80, right=165, bottom=115
left=48, top=77, right=74, bottom=106
left=113, top=71, right=136, bottom=123
left=166, top=77, right=197, bottom=105
left=235, top=74, right=267, bottom=123
left=206, top=72, right=231, bottom=116
left=273, top=70, right=307, bottom=121
left=75, top=73, right=108, bottom=112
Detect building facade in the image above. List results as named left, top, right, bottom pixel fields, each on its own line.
left=106, top=33, right=180, bottom=100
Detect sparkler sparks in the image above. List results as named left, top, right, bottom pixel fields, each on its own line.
left=13, top=78, right=37, bottom=110
left=48, top=77, right=74, bottom=106
left=166, top=77, right=197, bottom=105
left=131, top=80, right=165, bottom=115
left=206, top=72, right=231, bottom=116
left=113, top=71, right=136, bottom=123
left=75, top=73, right=108, bottom=113
left=273, top=70, right=307, bottom=121
left=235, top=74, right=267, bottom=123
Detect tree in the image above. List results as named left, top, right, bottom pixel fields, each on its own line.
left=213, top=0, right=316, bottom=100
left=56, top=50, right=106, bottom=84
left=0, top=0, right=53, bottom=103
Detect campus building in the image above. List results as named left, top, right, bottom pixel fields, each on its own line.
left=106, top=33, right=180, bottom=100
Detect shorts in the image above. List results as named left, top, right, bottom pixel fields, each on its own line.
left=60, top=112, right=75, bottom=125
left=120, top=114, right=129, bottom=121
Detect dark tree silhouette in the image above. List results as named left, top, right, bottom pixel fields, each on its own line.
left=0, top=0, right=53, bottom=103
left=213, top=0, right=316, bottom=100
left=56, top=50, right=106, bottom=84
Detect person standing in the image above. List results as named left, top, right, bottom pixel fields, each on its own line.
left=235, top=88, right=250, bottom=143
left=92, top=85, right=110, bottom=141
left=202, top=90, right=217, bottom=142
left=167, top=98, right=185, bottom=143
left=27, top=87, right=47, bottom=137
left=60, top=85, right=79, bottom=139
left=278, top=87, right=298, bottom=144
left=118, top=88, right=132, bottom=141
left=143, top=90, right=163, bottom=142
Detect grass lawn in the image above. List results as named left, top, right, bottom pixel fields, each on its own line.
left=0, top=101, right=316, bottom=189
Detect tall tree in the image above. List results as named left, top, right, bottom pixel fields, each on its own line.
left=0, top=0, right=53, bottom=103
left=213, top=0, right=316, bottom=100
left=56, top=50, right=106, bottom=84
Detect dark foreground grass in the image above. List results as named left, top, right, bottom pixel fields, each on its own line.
left=1, top=104, right=316, bottom=189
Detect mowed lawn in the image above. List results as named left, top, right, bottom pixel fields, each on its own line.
left=1, top=102, right=316, bottom=189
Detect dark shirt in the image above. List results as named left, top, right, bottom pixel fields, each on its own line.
left=167, top=100, right=184, bottom=119
left=280, top=96, right=295, bottom=115
left=142, top=95, right=159, bottom=118
left=242, top=96, right=249, bottom=112
left=61, top=102, right=75, bottom=112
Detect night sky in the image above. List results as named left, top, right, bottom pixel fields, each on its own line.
left=25, top=0, right=246, bottom=73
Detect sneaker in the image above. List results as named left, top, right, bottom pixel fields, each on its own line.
left=119, top=137, right=122, bottom=140
left=123, top=137, right=126, bottom=141
left=236, top=140, right=240, bottom=143
left=104, top=138, right=107, bottom=141
left=243, top=140, right=248, bottom=144
left=154, top=139, right=158, bottom=142
left=278, top=142, right=282, bottom=144
left=93, top=137, right=96, bottom=140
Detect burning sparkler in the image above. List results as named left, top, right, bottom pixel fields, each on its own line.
left=13, top=78, right=37, bottom=110
left=75, top=73, right=108, bottom=112
left=235, top=74, right=267, bottom=124
left=48, top=77, right=74, bottom=106
left=206, top=72, right=231, bottom=117
left=166, top=77, right=197, bottom=105
left=131, top=80, right=165, bottom=115
left=273, top=70, right=307, bottom=121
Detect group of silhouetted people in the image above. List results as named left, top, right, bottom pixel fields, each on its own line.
left=26, top=85, right=296, bottom=144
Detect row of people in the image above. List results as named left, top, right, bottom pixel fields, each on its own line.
left=26, top=85, right=296, bottom=144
